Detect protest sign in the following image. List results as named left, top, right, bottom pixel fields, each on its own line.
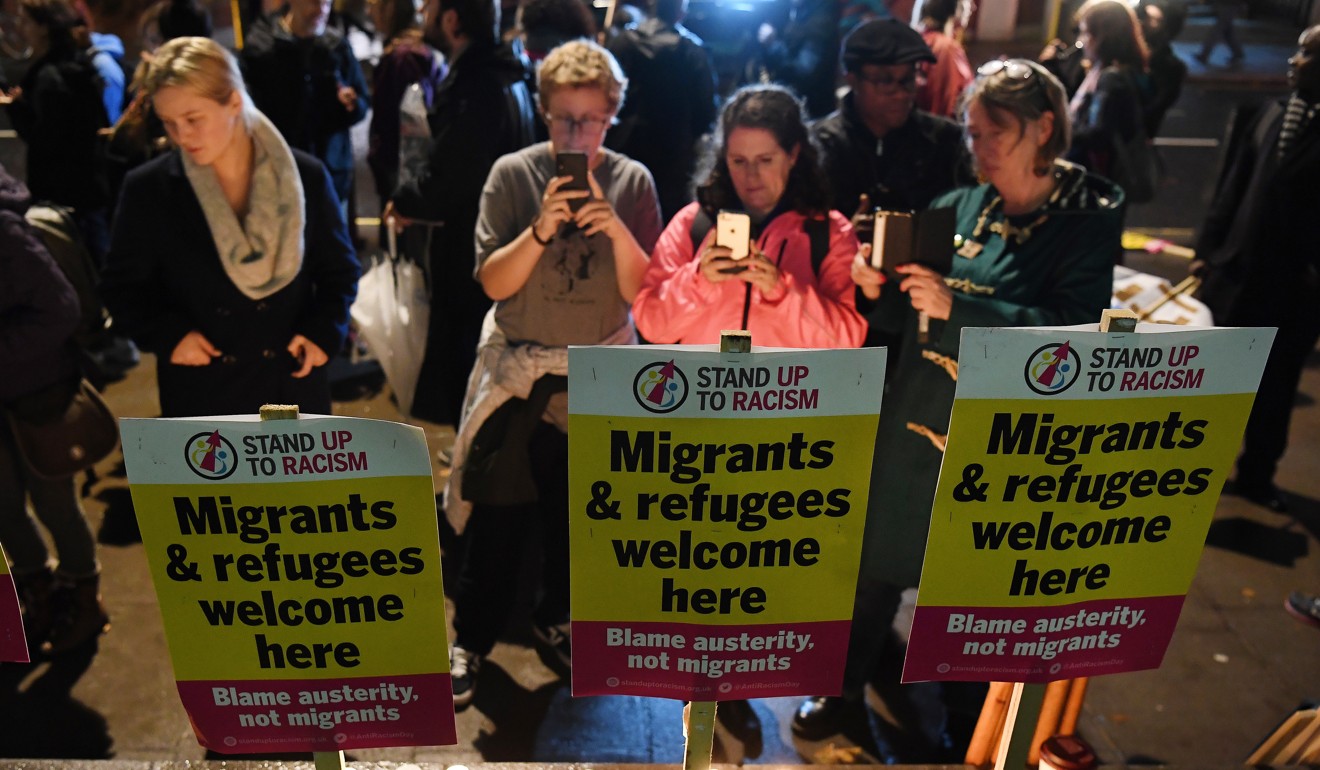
left=904, top=324, right=1274, bottom=684
left=119, top=415, right=454, bottom=753
left=569, top=346, right=885, bottom=700
left=0, top=544, right=27, bottom=662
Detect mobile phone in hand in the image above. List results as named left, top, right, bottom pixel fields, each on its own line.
left=716, top=210, right=752, bottom=261
left=555, top=151, right=589, bottom=212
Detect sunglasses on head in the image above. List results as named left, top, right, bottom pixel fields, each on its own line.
left=977, top=59, right=1036, bottom=81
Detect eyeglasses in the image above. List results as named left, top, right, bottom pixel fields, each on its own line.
left=855, top=69, right=920, bottom=92
left=545, top=113, right=613, bottom=135
left=977, top=59, right=1036, bottom=81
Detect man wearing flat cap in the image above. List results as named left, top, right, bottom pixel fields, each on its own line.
left=811, top=19, right=972, bottom=349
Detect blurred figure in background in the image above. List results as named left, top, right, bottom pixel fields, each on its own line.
left=0, top=161, right=110, bottom=657
left=751, top=0, right=839, bottom=119
left=0, top=0, right=111, bottom=263
left=241, top=0, right=371, bottom=210
left=1195, top=0, right=1244, bottom=66
left=1136, top=0, right=1186, bottom=137
left=367, top=0, right=446, bottom=203
left=384, top=0, right=536, bottom=426
left=1063, top=0, right=1148, bottom=186
left=1193, top=25, right=1320, bottom=513
left=913, top=0, right=973, bottom=119
left=517, top=0, right=593, bottom=62
left=606, top=0, right=717, bottom=221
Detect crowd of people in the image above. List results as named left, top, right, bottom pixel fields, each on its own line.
left=1, top=0, right=1318, bottom=760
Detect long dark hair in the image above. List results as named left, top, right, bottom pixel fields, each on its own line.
left=1076, top=0, right=1149, bottom=69
left=696, top=84, right=830, bottom=216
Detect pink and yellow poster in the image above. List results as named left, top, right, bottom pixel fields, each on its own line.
left=0, top=543, right=28, bottom=662
left=568, top=346, right=886, bottom=700
left=903, top=324, right=1274, bottom=683
left=119, top=415, right=454, bottom=752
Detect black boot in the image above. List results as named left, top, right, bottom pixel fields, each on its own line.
left=45, top=573, right=110, bottom=654
left=14, top=567, right=56, bottom=651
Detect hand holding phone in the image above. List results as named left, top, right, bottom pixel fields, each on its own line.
left=716, top=210, right=751, bottom=260
left=555, top=151, right=590, bottom=212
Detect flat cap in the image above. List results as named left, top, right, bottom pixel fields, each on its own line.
left=841, top=19, right=936, bottom=69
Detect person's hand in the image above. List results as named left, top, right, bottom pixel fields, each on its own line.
left=382, top=200, right=412, bottom=233
left=1039, top=40, right=1064, bottom=61
left=337, top=84, right=358, bottom=110
left=171, top=330, right=220, bottom=366
left=697, top=240, right=743, bottom=284
left=531, top=175, right=588, bottom=244
left=738, top=244, right=780, bottom=296
left=850, top=193, right=874, bottom=233
left=288, top=335, right=328, bottom=378
left=0, top=87, right=22, bottom=106
left=1188, top=258, right=1207, bottom=278
left=574, top=172, right=622, bottom=238
left=851, top=245, right=885, bottom=300
left=896, top=263, right=953, bottom=320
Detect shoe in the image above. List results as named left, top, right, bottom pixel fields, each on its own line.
left=792, top=695, right=859, bottom=740
left=14, top=567, right=56, bottom=652
left=533, top=621, right=572, bottom=674
left=717, top=699, right=764, bottom=758
left=450, top=645, right=482, bottom=710
left=1224, top=479, right=1289, bottom=512
left=44, top=573, right=110, bottom=654
left=1285, top=591, right=1320, bottom=629
left=1194, top=51, right=1210, bottom=65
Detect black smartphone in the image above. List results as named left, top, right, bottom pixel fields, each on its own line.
left=555, top=151, right=589, bottom=212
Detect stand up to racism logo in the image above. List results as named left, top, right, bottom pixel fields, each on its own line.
left=633, top=360, right=689, bottom=413
left=1024, top=341, right=1082, bottom=396
left=184, top=430, right=238, bottom=479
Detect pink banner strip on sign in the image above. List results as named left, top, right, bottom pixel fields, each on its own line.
left=572, top=619, right=851, bottom=699
left=903, top=595, right=1187, bottom=683
left=177, top=672, right=455, bottom=753
left=0, top=575, right=29, bottom=662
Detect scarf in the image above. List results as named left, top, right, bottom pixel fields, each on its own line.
left=182, top=111, right=305, bottom=300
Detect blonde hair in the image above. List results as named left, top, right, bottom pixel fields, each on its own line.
left=143, top=36, right=254, bottom=122
left=537, top=39, right=627, bottom=115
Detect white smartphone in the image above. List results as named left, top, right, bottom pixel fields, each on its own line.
left=716, top=210, right=752, bottom=261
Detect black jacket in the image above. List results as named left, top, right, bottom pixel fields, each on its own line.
left=6, top=53, right=109, bottom=210
left=812, top=95, right=973, bottom=215
left=0, top=163, right=80, bottom=402
left=101, top=150, right=360, bottom=417
left=1197, top=97, right=1320, bottom=323
left=606, top=18, right=717, bottom=220
left=388, top=40, right=536, bottom=424
left=240, top=17, right=370, bottom=203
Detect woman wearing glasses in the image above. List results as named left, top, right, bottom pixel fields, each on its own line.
left=632, top=84, right=867, bottom=348
left=442, top=39, right=662, bottom=709
left=796, top=59, right=1120, bottom=750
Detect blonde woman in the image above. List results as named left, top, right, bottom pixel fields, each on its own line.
left=443, top=39, right=661, bottom=710
left=101, top=37, right=360, bottom=417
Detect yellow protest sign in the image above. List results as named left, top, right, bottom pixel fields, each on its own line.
left=904, top=325, right=1273, bottom=683
left=569, top=346, right=885, bottom=699
left=120, top=415, right=454, bottom=752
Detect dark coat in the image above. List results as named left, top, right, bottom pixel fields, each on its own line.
left=240, top=17, right=370, bottom=204
left=1197, top=98, right=1320, bottom=323
left=1066, top=65, right=1146, bottom=179
left=812, top=95, right=973, bottom=215
left=101, top=150, right=360, bottom=417
left=5, top=53, right=109, bottom=210
left=367, top=35, right=446, bottom=201
left=391, top=41, right=536, bottom=424
left=0, top=164, right=80, bottom=402
left=606, top=18, right=718, bottom=221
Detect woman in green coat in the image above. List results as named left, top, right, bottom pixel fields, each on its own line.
left=793, top=60, right=1122, bottom=756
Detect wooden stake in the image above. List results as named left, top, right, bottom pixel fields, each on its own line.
left=966, top=681, right=1013, bottom=767
left=1028, top=679, right=1070, bottom=765
left=258, top=405, right=343, bottom=770
left=992, top=682, right=1045, bottom=770
left=1058, top=677, right=1089, bottom=735
left=1099, top=309, right=1138, bottom=333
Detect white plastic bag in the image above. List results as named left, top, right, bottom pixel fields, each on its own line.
left=397, top=82, right=431, bottom=191
left=350, top=229, right=430, bottom=416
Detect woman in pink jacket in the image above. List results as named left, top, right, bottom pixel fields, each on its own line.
left=632, top=84, right=866, bottom=348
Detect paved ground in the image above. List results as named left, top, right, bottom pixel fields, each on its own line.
left=2, top=11, right=1319, bottom=768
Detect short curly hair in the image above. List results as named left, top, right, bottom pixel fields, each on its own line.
left=537, top=39, right=628, bottom=115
